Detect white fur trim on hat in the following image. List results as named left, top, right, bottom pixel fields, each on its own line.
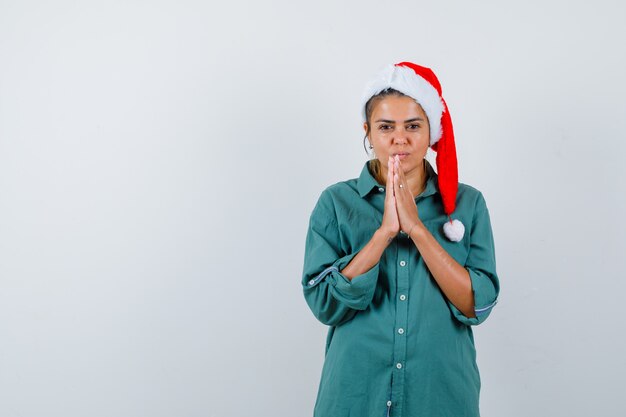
left=361, top=64, right=445, bottom=146
left=443, top=219, right=465, bottom=242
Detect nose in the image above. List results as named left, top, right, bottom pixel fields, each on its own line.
left=393, top=133, right=408, bottom=145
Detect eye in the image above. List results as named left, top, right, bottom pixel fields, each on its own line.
left=406, top=124, right=421, bottom=131
left=378, top=124, right=392, bottom=131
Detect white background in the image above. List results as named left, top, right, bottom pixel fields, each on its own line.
left=1, top=1, right=625, bottom=416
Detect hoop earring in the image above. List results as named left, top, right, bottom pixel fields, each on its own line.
left=362, top=134, right=371, bottom=154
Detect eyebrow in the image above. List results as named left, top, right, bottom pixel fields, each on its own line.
left=374, top=117, right=425, bottom=123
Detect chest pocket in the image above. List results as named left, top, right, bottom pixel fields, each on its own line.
left=422, top=219, right=470, bottom=266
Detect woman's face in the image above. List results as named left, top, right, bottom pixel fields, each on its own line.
left=365, top=95, right=430, bottom=176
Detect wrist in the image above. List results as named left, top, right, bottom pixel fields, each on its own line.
left=375, top=227, right=397, bottom=245
left=407, top=221, right=426, bottom=241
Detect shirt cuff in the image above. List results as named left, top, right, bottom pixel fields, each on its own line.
left=449, top=267, right=499, bottom=326
left=306, top=252, right=380, bottom=311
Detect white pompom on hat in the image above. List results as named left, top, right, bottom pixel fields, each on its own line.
left=361, top=62, right=464, bottom=242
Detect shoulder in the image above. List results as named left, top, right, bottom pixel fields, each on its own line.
left=322, top=177, right=359, bottom=200
left=456, top=181, right=489, bottom=214
left=310, top=177, right=360, bottom=218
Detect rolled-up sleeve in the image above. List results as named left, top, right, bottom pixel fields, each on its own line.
left=302, top=192, right=380, bottom=326
left=449, top=192, right=500, bottom=326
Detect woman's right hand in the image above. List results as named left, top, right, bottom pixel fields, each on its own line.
left=379, top=156, right=400, bottom=240
left=339, top=156, right=399, bottom=279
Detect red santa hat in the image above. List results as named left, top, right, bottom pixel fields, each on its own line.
left=361, top=61, right=464, bottom=242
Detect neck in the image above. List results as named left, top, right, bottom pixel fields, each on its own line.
left=403, top=160, right=427, bottom=197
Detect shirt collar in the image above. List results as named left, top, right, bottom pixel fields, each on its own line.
left=357, top=159, right=439, bottom=199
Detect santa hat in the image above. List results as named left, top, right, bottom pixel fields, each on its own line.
left=361, top=62, right=464, bottom=242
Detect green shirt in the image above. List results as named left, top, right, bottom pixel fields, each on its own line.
left=302, top=159, right=500, bottom=417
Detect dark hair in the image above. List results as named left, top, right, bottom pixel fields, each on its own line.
left=362, top=88, right=407, bottom=183
left=364, top=88, right=407, bottom=136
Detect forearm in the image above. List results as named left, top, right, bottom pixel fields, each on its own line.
left=409, top=222, right=476, bottom=318
left=340, top=229, right=395, bottom=280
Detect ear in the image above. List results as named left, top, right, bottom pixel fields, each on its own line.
left=363, top=122, right=369, bottom=134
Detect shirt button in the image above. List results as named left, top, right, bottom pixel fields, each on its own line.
left=387, top=400, right=392, bottom=407
left=399, top=294, right=406, bottom=301
left=396, top=362, right=402, bottom=369
left=378, top=187, right=384, bottom=192
left=308, top=279, right=315, bottom=286
left=399, top=260, right=406, bottom=267
left=398, top=328, right=404, bottom=334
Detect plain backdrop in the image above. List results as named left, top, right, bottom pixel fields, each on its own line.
left=1, top=1, right=625, bottom=416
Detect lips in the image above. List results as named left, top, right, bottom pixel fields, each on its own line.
left=393, top=153, right=410, bottom=160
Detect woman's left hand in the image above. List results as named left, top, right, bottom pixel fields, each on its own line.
left=392, top=155, right=423, bottom=235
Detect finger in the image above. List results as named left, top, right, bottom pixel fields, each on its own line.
left=387, top=156, right=395, bottom=197
left=393, top=156, right=404, bottom=195
left=394, top=155, right=405, bottom=185
left=395, top=156, right=411, bottom=197
left=394, top=172, right=401, bottom=200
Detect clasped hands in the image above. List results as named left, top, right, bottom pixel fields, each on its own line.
left=380, top=155, right=423, bottom=241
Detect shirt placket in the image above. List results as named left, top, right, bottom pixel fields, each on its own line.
left=388, top=233, right=410, bottom=416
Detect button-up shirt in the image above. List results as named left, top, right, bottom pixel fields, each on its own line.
left=302, top=159, right=500, bottom=417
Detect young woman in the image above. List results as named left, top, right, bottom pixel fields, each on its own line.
left=302, top=62, right=500, bottom=417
